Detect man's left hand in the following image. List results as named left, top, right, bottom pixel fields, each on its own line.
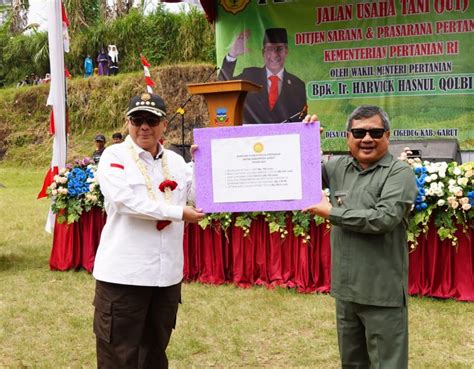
left=303, top=191, right=332, bottom=218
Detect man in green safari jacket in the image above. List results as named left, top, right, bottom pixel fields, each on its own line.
left=304, top=105, right=418, bottom=369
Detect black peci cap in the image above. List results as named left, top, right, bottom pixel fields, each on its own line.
left=126, top=92, right=167, bottom=118
left=95, top=134, right=106, bottom=142
left=263, top=28, right=288, bottom=45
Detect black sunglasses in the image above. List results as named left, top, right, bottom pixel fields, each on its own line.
left=349, top=128, right=386, bottom=139
left=130, top=115, right=161, bottom=127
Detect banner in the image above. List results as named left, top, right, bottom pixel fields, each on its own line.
left=216, top=0, right=473, bottom=151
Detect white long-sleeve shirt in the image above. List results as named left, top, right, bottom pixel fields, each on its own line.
left=93, top=136, right=195, bottom=287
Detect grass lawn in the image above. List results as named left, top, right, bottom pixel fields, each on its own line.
left=0, top=167, right=473, bottom=368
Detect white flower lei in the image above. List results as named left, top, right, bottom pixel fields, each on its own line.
left=128, top=141, right=173, bottom=203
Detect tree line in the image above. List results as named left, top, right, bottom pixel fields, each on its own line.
left=0, top=2, right=216, bottom=87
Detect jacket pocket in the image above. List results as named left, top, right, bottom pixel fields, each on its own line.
left=93, top=295, right=112, bottom=343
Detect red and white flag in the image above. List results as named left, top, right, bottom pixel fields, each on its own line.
left=38, top=0, right=69, bottom=233
left=141, top=55, right=156, bottom=93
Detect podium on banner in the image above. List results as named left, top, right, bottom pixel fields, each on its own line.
left=187, top=80, right=261, bottom=127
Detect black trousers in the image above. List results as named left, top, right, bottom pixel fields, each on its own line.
left=93, top=280, right=181, bottom=369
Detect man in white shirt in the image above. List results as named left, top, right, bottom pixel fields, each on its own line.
left=93, top=92, right=205, bottom=369
left=218, top=28, right=307, bottom=124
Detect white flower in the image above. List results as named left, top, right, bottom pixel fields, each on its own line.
left=439, top=171, right=446, bottom=178
left=447, top=196, right=456, bottom=203
left=89, top=183, right=96, bottom=191
left=457, top=177, right=468, bottom=187
left=50, top=182, right=57, bottom=189
left=437, top=199, right=446, bottom=206
left=448, top=179, right=456, bottom=186
left=462, top=203, right=472, bottom=211
left=51, top=189, right=58, bottom=196
left=453, top=167, right=462, bottom=176
left=425, top=176, right=432, bottom=183
left=465, top=170, right=473, bottom=178
left=430, top=174, right=438, bottom=181
left=455, top=189, right=463, bottom=197
left=53, top=175, right=60, bottom=182
left=451, top=201, right=459, bottom=209
left=59, top=176, right=68, bottom=184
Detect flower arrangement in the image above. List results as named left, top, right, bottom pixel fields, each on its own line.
left=47, top=157, right=104, bottom=224
left=399, top=150, right=473, bottom=248
left=198, top=189, right=332, bottom=245
left=198, top=158, right=473, bottom=249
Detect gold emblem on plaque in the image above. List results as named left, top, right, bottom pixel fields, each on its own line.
left=253, top=142, right=264, bottom=153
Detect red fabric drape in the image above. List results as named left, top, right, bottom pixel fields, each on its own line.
left=49, top=207, right=106, bottom=272
left=51, top=213, right=473, bottom=301
left=408, top=221, right=474, bottom=301
left=79, top=207, right=107, bottom=272
left=49, top=219, right=81, bottom=271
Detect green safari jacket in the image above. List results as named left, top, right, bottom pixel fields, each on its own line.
left=323, top=153, right=418, bottom=307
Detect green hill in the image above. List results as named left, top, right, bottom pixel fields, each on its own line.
left=0, top=64, right=214, bottom=167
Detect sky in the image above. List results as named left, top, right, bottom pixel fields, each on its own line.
left=28, top=0, right=201, bottom=31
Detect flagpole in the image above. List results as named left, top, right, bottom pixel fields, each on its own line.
left=47, top=0, right=68, bottom=171
left=40, top=0, right=69, bottom=232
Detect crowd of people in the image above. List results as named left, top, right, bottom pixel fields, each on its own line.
left=16, top=72, right=50, bottom=87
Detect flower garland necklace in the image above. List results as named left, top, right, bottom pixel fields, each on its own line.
left=128, top=141, right=178, bottom=230
left=128, top=141, right=178, bottom=202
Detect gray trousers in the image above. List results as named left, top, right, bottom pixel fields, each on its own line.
left=336, top=299, right=408, bottom=369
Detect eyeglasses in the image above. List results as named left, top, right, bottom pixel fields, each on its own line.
left=263, top=46, right=287, bottom=54
left=129, top=115, right=161, bottom=127
left=349, top=128, right=386, bottom=139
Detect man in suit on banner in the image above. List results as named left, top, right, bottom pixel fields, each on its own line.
left=218, top=28, right=307, bottom=124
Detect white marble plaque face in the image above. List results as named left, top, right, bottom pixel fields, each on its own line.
left=211, top=134, right=302, bottom=203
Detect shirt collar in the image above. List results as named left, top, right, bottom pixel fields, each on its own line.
left=349, top=152, right=393, bottom=172
left=266, top=68, right=284, bottom=80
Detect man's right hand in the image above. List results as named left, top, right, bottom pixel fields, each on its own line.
left=182, top=206, right=205, bottom=223
left=229, top=30, right=251, bottom=58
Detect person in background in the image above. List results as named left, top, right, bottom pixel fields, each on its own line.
left=92, top=91, right=205, bottom=368
left=111, top=132, right=123, bottom=144
left=84, top=55, right=94, bottom=77
left=218, top=28, right=307, bottom=124
left=108, top=44, right=119, bottom=76
left=92, top=134, right=106, bottom=164
left=97, top=48, right=109, bottom=76
left=17, top=75, right=30, bottom=87
left=42, top=73, right=51, bottom=84
left=303, top=105, right=418, bottom=369
left=30, top=73, right=40, bottom=85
